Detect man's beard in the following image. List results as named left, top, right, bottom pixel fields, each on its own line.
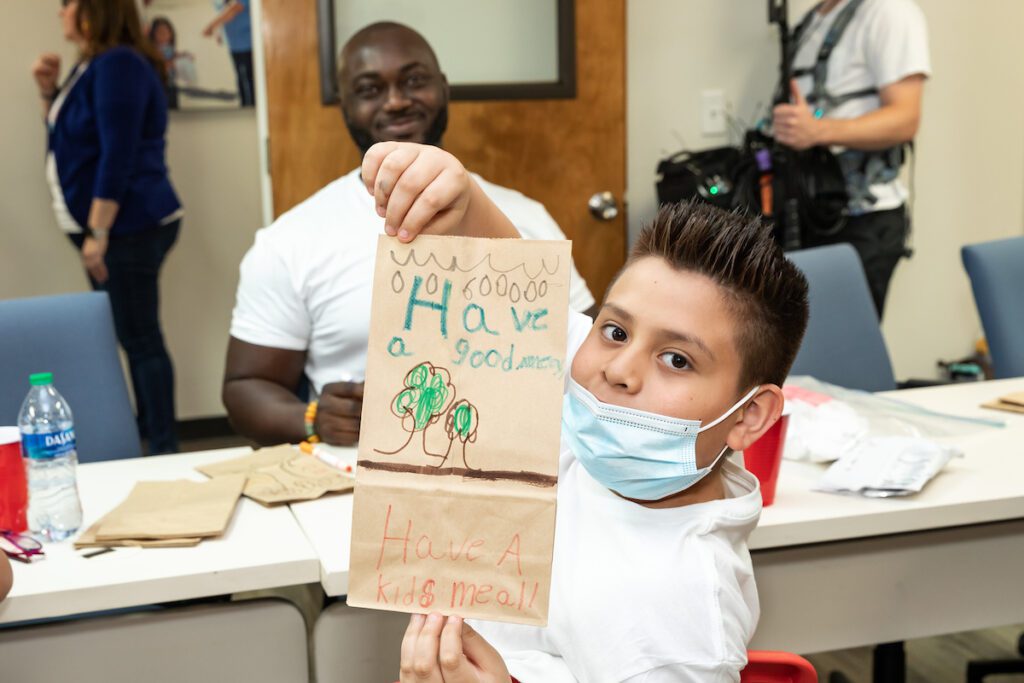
left=344, top=105, right=449, bottom=156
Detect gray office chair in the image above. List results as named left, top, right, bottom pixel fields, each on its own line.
left=962, top=235, right=1024, bottom=379
left=0, top=292, right=141, bottom=462
left=787, top=244, right=897, bottom=392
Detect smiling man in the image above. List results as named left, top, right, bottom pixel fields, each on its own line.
left=223, top=22, right=594, bottom=448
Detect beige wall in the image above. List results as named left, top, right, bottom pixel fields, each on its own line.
left=0, top=0, right=263, bottom=419
left=5, top=0, right=1022, bottom=425
left=627, top=0, right=1024, bottom=380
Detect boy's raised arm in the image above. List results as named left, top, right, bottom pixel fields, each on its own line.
left=361, top=142, right=518, bottom=243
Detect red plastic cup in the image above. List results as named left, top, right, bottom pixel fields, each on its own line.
left=0, top=427, right=28, bottom=532
left=743, top=413, right=789, bottom=506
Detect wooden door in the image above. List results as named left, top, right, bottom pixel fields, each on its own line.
left=262, top=0, right=626, bottom=299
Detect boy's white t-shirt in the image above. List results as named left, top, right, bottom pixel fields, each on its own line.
left=791, top=0, right=930, bottom=213
left=230, top=169, right=595, bottom=393
left=472, top=314, right=764, bottom=682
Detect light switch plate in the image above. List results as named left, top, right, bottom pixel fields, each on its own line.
left=701, top=89, right=727, bottom=136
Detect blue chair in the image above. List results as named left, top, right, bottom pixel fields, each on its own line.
left=962, top=236, right=1024, bottom=379
left=0, top=293, right=141, bottom=462
left=786, top=244, right=897, bottom=392
left=962, top=236, right=1024, bottom=681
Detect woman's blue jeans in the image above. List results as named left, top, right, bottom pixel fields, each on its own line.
left=71, top=221, right=180, bottom=455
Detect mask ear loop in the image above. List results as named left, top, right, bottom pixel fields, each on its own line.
left=697, top=385, right=761, bottom=434
left=693, top=386, right=762, bottom=473
left=704, top=442, right=733, bottom=473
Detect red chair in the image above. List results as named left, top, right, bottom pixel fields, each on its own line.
left=741, top=650, right=818, bottom=683
left=394, top=650, right=817, bottom=683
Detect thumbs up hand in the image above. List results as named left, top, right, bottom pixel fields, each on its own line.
left=772, top=79, right=822, bottom=150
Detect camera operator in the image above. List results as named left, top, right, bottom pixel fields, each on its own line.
left=773, top=0, right=929, bottom=318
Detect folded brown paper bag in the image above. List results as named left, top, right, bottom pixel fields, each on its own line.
left=347, top=236, right=570, bottom=626
left=243, top=453, right=354, bottom=506
left=197, top=444, right=354, bottom=506
left=195, top=444, right=297, bottom=478
left=74, top=520, right=201, bottom=549
left=94, top=475, right=245, bottom=542
left=982, top=391, right=1024, bottom=415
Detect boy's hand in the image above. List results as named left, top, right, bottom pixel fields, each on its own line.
left=361, top=142, right=517, bottom=243
left=400, top=613, right=512, bottom=683
left=362, top=142, right=470, bottom=242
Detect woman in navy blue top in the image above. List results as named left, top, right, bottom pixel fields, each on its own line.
left=33, top=0, right=182, bottom=455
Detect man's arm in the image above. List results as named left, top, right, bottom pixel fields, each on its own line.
left=772, top=74, right=925, bottom=151
left=202, top=1, right=244, bottom=36
left=223, top=338, right=365, bottom=446
left=222, top=337, right=308, bottom=446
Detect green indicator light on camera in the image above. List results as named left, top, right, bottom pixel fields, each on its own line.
left=709, top=185, right=719, bottom=195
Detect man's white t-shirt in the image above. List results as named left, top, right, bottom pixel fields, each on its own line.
left=472, top=455, right=762, bottom=683
left=230, top=169, right=595, bottom=394
left=792, top=0, right=930, bottom=214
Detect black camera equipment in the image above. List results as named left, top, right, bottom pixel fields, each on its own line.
left=656, top=0, right=872, bottom=250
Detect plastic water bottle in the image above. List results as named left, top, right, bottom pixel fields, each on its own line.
left=18, top=372, right=83, bottom=542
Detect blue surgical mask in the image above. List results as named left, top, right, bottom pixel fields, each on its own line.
left=563, top=378, right=760, bottom=501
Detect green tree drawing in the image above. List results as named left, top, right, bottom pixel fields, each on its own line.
left=377, top=362, right=455, bottom=459
left=444, top=399, right=480, bottom=469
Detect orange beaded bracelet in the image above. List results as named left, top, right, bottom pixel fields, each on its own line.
left=304, top=400, right=319, bottom=444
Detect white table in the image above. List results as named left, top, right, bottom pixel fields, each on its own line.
left=749, top=378, right=1024, bottom=654
left=0, top=448, right=321, bottom=625
left=290, top=490, right=355, bottom=597
left=289, top=379, right=1024, bottom=656
left=10, top=380, right=1020, bottom=658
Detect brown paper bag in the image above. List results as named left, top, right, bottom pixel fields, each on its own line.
left=74, top=520, right=201, bottom=549
left=983, top=390, right=1024, bottom=415
left=243, top=453, right=354, bottom=506
left=94, top=475, right=245, bottom=541
left=195, top=444, right=298, bottom=478
left=347, top=235, right=570, bottom=626
left=197, top=444, right=355, bottom=506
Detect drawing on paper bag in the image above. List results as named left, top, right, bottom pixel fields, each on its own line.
left=348, top=235, right=571, bottom=626
left=375, top=361, right=479, bottom=470
left=368, top=360, right=553, bottom=485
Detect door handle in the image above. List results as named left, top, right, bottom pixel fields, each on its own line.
left=588, top=191, right=620, bottom=221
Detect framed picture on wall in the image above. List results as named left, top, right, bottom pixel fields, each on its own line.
left=141, top=0, right=255, bottom=110
left=315, top=0, right=576, bottom=105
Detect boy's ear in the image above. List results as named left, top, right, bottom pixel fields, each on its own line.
left=725, top=384, right=785, bottom=453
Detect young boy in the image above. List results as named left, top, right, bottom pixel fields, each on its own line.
left=363, top=142, right=810, bottom=683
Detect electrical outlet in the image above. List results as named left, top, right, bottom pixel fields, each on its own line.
left=701, top=89, right=727, bottom=136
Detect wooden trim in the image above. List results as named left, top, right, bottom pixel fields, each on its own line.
left=315, top=0, right=576, bottom=105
